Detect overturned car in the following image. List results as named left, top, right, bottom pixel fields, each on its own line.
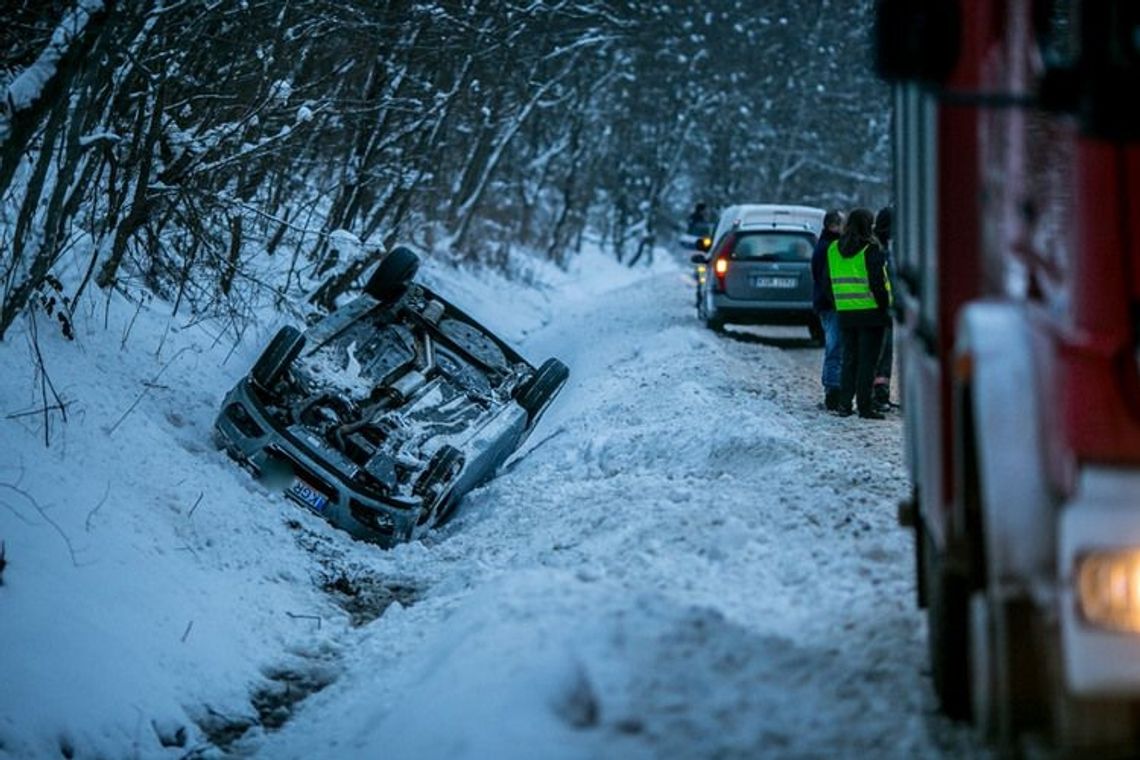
left=214, top=247, right=568, bottom=546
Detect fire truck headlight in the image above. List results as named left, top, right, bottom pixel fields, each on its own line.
left=1075, top=550, right=1140, bottom=633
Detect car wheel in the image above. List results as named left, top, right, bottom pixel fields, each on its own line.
left=413, top=445, right=465, bottom=525
left=251, top=326, right=305, bottom=393
left=364, top=246, right=420, bottom=303
left=699, top=290, right=724, bottom=332
left=516, top=358, right=570, bottom=422
left=808, top=318, right=825, bottom=345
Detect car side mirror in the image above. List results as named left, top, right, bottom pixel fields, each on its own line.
left=690, top=253, right=708, bottom=264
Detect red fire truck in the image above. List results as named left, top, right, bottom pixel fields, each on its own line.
left=875, top=0, right=1140, bottom=753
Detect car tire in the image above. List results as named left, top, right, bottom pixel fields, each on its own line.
left=808, top=318, right=825, bottom=345
left=413, top=445, right=465, bottom=525
left=251, top=326, right=305, bottom=393
left=516, top=358, right=569, bottom=421
left=364, top=246, right=420, bottom=304
left=699, top=290, right=725, bottom=332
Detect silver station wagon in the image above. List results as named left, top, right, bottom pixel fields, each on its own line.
left=691, top=204, right=825, bottom=341
left=214, top=247, right=568, bottom=546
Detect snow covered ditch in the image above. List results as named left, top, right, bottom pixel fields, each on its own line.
left=0, top=246, right=986, bottom=758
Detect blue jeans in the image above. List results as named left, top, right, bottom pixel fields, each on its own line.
left=819, top=309, right=844, bottom=391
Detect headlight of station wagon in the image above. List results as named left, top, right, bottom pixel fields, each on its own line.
left=1075, top=549, right=1140, bottom=633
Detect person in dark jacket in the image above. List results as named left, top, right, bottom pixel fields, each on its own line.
left=872, top=206, right=896, bottom=409
left=810, top=209, right=845, bottom=410
left=687, top=202, right=714, bottom=235
left=824, top=207, right=892, bottom=419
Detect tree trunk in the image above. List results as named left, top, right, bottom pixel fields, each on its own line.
left=0, top=95, right=69, bottom=340
left=0, top=1, right=112, bottom=198
left=96, top=81, right=165, bottom=289
left=220, top=214, right=243, bottom=296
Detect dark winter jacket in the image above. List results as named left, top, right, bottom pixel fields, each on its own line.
left=810, top=229, right=841, bottom=312
left=823, top=240, right=892, bottom=328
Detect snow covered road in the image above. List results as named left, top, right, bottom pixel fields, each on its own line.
left=0, top=252, right=988, bottom=758
left=255, top=261, right=987, bottom=758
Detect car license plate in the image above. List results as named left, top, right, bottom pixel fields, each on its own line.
left=288, top=479, right=329, bottom=513
left=753, top=276, right=797, bottom=288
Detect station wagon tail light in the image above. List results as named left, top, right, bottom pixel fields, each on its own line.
left=713, top=256, right=729, bottom=291
left=1075, top=549, right=1140, bottom=633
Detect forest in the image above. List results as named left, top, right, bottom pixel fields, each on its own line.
left=0, top=0, right=888, bottom=342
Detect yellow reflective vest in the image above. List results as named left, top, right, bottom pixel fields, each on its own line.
left=827, top=241, right=892, bottom=312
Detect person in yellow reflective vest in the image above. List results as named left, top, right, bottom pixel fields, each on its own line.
left=824, top=207, right=893, bottom=419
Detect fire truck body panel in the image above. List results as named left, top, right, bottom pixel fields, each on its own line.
left=878, top=0, right=1140, bottom=750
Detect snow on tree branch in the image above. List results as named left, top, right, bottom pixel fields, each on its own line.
left=0, top=0, right=106, bottom=144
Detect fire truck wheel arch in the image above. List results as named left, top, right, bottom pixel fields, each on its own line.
left=955, top=303, right=1055, bottom=590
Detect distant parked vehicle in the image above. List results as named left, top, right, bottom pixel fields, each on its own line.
left=678, top=220, right=716, bottom=254
left=679, top=204, right=718, bottom=253
left=691, top=204, right=825, bottom=341
left=214, top=247, right=569, bottom=547
left=681, top=220, right=716, bottom=310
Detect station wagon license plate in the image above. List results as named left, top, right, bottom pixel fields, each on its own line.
left=288, top=479, right=328, bottom=513
left=753, top=276, right=797, bottom=289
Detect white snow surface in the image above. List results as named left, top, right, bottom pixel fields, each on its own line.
left=0, top=245, right=986, bottom=759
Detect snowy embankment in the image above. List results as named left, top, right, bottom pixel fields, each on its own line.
left=0, top=247, right=984, bottom=758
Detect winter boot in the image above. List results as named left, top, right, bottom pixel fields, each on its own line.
left=872, top=381, right=890, bottom=407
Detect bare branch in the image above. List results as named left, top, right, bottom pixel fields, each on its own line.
left=0, top=481, right=82, bottom=567
left=107, top=345, right=194, bottom=436
left=85, top=482, right=111, bottom=532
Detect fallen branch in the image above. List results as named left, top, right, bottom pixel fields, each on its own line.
left=0, top=482, right=37, bottom=524
left=85, top=483, right=110, bottom=532
left=285, top=611, right=322, bottom=630
left=26, top=311, right=68, bottom=447
left=107, top=345, right=193, bottom=436
left=0, top=481, right=80, bottom=566
left=5, top=401, right=72, bottom=420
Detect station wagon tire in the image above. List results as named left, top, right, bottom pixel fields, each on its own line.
left=808, top=318, right=825, bottom=345
left=364, top=246, right=420, bottom=303
left=698, top=290, right=724, bottom=332
left=251, top=326, right=305, bottom=393
left=516, top=358, right=570, bottom=420
left=413, top=445, right=465, bottom=524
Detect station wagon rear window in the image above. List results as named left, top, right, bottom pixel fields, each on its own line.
left=729, top=231, right=816, bottom=262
